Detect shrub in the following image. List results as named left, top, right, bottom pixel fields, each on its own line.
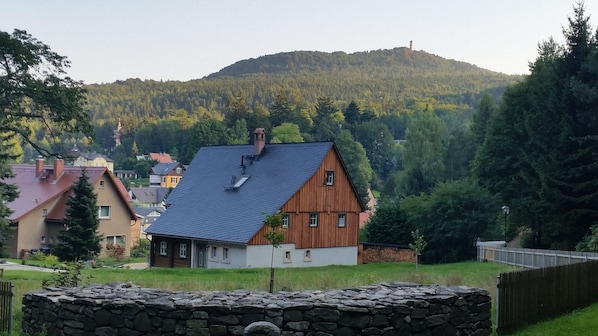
left=106, top=244, right=125, bottom=261
left=131, top=239, right=150, bottom=258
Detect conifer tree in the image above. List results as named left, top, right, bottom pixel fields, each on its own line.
left=53, top=168, right=103, bottom=261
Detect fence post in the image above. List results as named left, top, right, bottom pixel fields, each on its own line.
left=496, top=275, right=501, bottom=335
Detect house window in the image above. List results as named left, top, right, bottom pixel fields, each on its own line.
left=304, top=249, right=312, bottom=262
left=210, top=246, right=218, bottom=260
left=160, top=241, right=167, bottom=256
left=41, top=236, right=46, bottom=244
left=338, top=213, right=346, bottom=228
left=106, top=235, right=125, bottom=248
left=162, top=177, right=166, bottom=183
left=284, top=250, right=292, bottom=263
left=99, top=180, right=105, bottom=189
left=170, top=177, right=177, bottom=183
left=309, top=213, right=318, bottom=227
left=222, top=247, right=230, bottom=263
left=179, top=243, right=188, bottom=259
left=325, top=170, right=334, bottom=186
left=42, top=209, right=47, bottom=216
left=282, top=213, right=290, bottom=228
left=98, top=206, right=111, bottom=219
left=176, top=167, right=182, bottom=174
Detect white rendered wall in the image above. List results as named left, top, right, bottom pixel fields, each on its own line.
left=205, top=244, right=247, bottom=269
left=246, top=244, right=357, bottom=268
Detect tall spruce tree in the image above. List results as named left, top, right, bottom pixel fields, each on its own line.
left=474, top=2, right=598, bottom=249
left=53, top=168, right=102, bottom=261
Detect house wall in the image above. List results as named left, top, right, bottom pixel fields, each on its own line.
left=163, top=173, right=182, bottom=188
left=205, top=244, right=247, bottom=269
left=151, top=237, right=192, bottom=268
left=248, top=148, right=362, bottom=251
left=7, top=197, right=62, bottom=258
left=246, top=244, right=357, bottom=268
left=96, top=175, right=134, bottom=257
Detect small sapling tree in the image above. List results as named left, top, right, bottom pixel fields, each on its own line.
left=409, top=229, right=427, bottom=270
left=263, top=211, right=286, bottom=293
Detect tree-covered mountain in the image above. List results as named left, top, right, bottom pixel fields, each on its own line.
left=83, top=47, right=519, bottom=134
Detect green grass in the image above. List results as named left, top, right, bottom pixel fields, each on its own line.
left=511, top=302, right=598, bottom=336
left=2, top=260, right=517, bottom=334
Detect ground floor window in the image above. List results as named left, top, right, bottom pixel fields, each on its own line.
left=284, top=249, right=292, bottom=263
left=179, top=243, right=188, bottom=258
left=106, top=235, right=125, bottom=248
left=304, top=249, right=312, bottom=262
left=222, top=247, right=230, bottom=263
left=160, top=241, right=167, bottom=256
left=210, top=246, right=218, bottom=260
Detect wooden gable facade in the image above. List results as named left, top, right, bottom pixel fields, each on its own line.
left=248, top=146, right=361, bottom=249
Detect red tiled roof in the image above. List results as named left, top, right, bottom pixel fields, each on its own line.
left=8, top=165, right=135, bottom=221
left=149, top=152, right=173, bottom=163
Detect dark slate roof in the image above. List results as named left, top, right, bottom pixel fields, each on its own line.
left=133, top=206, right=165, bottom=217
left=130, top=187, right=170, bottom=204
left=147, top=142, right=334, bottom=244
left=150, top=162, right=182, bottom=175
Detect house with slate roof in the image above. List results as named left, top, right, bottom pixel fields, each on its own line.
left=130, top=187, right=170, bottom=208
left=146, top=128, right=365, bottom=268
left=148, top=162, right=186, bottom=188
left=7, top=158, right=138, bottom=259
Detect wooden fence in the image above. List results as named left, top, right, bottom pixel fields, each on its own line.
left=0, top=280, right=13, bottom=335
left=496, top=260, right=598, bottom=335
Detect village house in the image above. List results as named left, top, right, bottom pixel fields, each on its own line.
left=73, top=153, right=115, bottom=174
left=146, top=128, right=365, bottom=268
left=6, top=158, right=138, bottom=259
left=148, top=162, right=186, bottom=188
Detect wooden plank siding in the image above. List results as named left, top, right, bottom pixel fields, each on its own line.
left=151, top=237, right=192, bottom=268
left=248, top=147, right=362, bottom=249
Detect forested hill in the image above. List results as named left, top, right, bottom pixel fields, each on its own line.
left=84, top=48, right=520, bottom=132
left=208, top=48, right=503, bottom=78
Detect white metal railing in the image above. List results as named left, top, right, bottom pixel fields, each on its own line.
left=477, top=243, right=598, bottom=269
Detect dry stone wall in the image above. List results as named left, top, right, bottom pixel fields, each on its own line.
left=22, top=282, right=491, bottom=336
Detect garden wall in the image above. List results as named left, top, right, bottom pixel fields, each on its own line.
left=22, top=282, right=491, bottom=336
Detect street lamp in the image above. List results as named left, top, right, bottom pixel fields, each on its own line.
left=502, top=205, right=510, bottom=245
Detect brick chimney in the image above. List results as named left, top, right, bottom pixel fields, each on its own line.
left=35, top=157, right=44, bottom=177
left=253, top=128, right=265, bottom=156
left=54, top=158, right=64, bottom=180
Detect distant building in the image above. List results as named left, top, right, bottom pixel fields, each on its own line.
left=148, top=152, right=174, bottom=163
left=148, top=162, right=186, bottom=188
left=73, top=153, right=115, bottom=174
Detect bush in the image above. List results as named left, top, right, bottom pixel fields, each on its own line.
left=106, top=244, right=125, bottom=261
left=131, top=239, right=150, bottom=258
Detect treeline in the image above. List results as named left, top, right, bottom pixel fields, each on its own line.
left=364, top=3, right=598, bottom=263
left=83, top=48, right=518, bottom=136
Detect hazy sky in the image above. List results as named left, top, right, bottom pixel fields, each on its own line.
left=2, top=1, right=597, bottom=84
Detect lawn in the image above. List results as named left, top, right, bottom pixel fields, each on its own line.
left=510, top=302, right=598, bottom=336
left=2, top=260, right=516, bottom=335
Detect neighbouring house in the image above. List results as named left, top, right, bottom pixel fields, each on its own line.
left=148, top=162, right=186, bottom=188
left=6, top=158, right=139, bottom=259
left=73, top=153, right=115, bottom=174
left=114, top=169, right=138, bottom=179
left=129, top=187, right=170, bottom=208
left=148, top=152, right=174, bottom=163
left=359, top=188, right=378, bottom=229
left=133, top=206, right=164, bottom=240
left=146, top=128, right=365, bottom=269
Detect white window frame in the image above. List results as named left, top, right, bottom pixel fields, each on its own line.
left=106, top=235, right=125, bottom=248
left=210, top=246, right=218, bottom=260
left=338, top=213, right=347, bottom=228
left=304, top=249, right=312, bottom=262
left=282, top=213, right=290, bottom=228
left=99, top=180, right=105, bottom=188
left=98, top=206, right=111, bottom=219
left=160, top=241, right=167, bottom=256
left=309, top=213, right=318, bottom=227
left=170, top=177, right=177, bottom=183
left=325, top=170, right=334, bottom=186
left=41, top=236, right=46, bottom=244
left=179, top=243, right=188, bottom=259
left=176, top=167, right=182, bottom=174
left=42, top=208, right=47, bottom=216
left=283, top=249, right=292, bottom=263
left=221, top=247, right=230, bottom=263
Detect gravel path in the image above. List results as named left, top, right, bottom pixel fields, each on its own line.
left=0, top=261, right=58, bottom=272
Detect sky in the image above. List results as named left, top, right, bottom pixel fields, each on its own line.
left=2, top=1, right=598, bottom=85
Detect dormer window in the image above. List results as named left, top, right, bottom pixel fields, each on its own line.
left=325, top=171, right=334, bottom=186
left=176, top=167, right=182, bottom=174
